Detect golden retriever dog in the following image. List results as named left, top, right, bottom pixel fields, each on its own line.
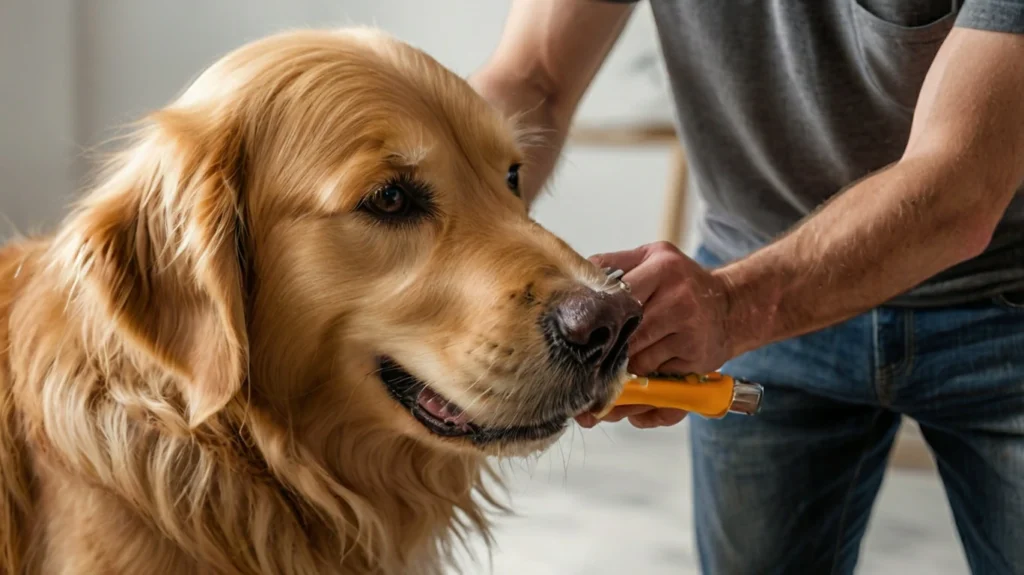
left=0, top=27, right=642, bottom=574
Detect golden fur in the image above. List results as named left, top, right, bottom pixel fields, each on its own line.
left=0, top=27, right=626, bottom=574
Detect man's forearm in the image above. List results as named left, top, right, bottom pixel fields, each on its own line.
left=468, top=0, right=635, bottom=208
left=713, top=27, right=1024, bottom=358
left=716, top=156, right=1013, bottom=357
left=468, top=72, right=568, bottom=208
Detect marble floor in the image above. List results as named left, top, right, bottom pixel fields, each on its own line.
left=452, top=421, right=970, bottom=575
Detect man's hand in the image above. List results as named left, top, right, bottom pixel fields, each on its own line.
left=576, top=404, right=688, bottom=429
left=575, top=241, right=732, bottom=429
left=593, top=242, right=733, bottom=376
left=578, top=27, right=1024, bottom=431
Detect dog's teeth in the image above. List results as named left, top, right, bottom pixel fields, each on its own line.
left=417, top=387, right=472, bottom=426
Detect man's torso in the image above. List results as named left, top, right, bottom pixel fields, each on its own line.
left=626, top=0, right=1024, bottom=305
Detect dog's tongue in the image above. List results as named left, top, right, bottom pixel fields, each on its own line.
left=417, top=387, right=472, bottom=426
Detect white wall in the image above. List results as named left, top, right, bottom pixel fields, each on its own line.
left=0, top=0, right=77, bottom=236
left=1, top=0, right=700, bottom=257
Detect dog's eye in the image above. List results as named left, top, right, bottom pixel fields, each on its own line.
left=507, top=164, right=521, bottom=197
left=358, top=176, right=435, bottom=224
left=366, top=184, right=409, bottom=216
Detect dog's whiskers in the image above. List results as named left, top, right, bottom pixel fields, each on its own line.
left=455, top=355, right=503, bottom=418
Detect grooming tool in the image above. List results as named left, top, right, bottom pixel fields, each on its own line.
left=597, top=267, right=764, bottom=419
left=600, top=371, right=763, bottom=419
left=601, top=266, right=630, bottom=293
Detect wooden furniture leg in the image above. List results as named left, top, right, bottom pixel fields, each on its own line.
left=659, top=143, right=688, bottom=246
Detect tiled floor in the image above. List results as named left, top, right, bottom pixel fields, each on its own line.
left=453, top=421, right=970, bottom=574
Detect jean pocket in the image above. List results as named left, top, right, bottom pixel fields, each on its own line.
left=993, top=289, right=1024, bottom=311
left=849, top=0, right=958, bottom=110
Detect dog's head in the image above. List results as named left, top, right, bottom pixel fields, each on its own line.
left=56, top=28, right=641, bottom=459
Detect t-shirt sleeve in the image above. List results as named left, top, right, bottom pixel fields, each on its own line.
left=956, top=0, right=1024, bottom=34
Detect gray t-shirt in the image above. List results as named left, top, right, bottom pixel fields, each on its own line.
left=607, top=0, right=1024, bottom=307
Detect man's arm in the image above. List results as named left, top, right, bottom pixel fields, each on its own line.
left=469, top=0, right=635, bottom=208
left=718, top=27, right=1024, bottom=357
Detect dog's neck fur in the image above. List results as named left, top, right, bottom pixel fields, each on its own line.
left=1, top=241, right=503, bottom=574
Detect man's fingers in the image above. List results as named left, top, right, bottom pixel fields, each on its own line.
left=578, top=406, right=687, bottom=429
left=597, top=405, right=653, bottom=423
left=576, top=405, right=652, bottom=428
left=629, top=333, right=692, bottom=376
left=626, top=298, right=677, bottom=353
left=619, top=263, right=662, bottom=305
left=628, top=408, right=688, bottom=428
left=588, top=246, right=649, bottom=274
left=656, top=358, right=701, bottom=377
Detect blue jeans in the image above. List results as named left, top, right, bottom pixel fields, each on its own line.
left=689, top=245, right=1024, bottom=575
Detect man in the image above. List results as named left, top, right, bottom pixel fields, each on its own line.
left=469, top=1, right=1024, bottom=573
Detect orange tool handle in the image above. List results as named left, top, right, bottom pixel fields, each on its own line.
left=610, top=372, right=763, bottom=419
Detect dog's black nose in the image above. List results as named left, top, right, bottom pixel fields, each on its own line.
left=547, top=287, right=643, bottom=371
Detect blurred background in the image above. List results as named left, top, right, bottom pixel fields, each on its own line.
left=1, top=1, right=968, bottom=573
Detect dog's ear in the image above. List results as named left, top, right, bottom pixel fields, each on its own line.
left=60, top=105, right=249, bottom=428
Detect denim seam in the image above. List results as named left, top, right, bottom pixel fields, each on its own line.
left=883, top=311, right=915, bottom=396
left=875, top=311, right=914, bottom=406
left=871, top=310, right=890, bottom=407
left=902, top=311, right=915, bottom=378
left=905, top=312, right=916, bottom=403
left=828, top=410, right=883, bottom=575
